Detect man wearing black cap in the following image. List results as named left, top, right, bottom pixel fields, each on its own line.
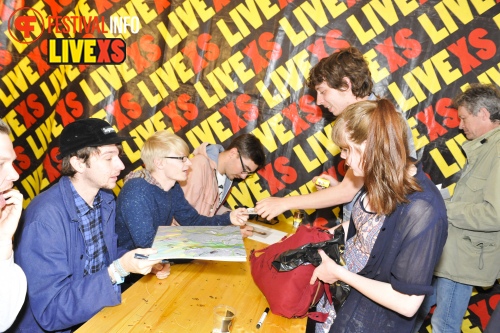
left=10, top=118, right=167, bottom=333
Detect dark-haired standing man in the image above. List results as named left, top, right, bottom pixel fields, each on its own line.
left=256, top=46, right=416, bottom=223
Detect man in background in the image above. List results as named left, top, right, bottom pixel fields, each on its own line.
left=179, top=133, right=265, bottom=236
left=415, top=84, right=500, bottom=333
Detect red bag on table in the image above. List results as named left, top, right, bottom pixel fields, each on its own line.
left=249, top=224, right=333, bottom=319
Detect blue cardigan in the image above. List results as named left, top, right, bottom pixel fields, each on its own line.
left=330, top=164, right=448, bottom=333
left=116, top=177, right=231, bottom=251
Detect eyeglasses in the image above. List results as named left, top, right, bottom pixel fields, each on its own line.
left=162, top=156, right=189, bottom=163
left=237, top=150, right=256, bottom=175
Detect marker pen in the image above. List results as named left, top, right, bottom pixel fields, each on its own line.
left=256, top=307, right=270, bottom=329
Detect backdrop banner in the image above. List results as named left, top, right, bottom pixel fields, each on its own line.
left=1, top=1, right=499, bottom=331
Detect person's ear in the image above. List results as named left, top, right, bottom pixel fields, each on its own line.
left=69, top=156, right=86, bottom=173
left=230, top=147, right=239, bottom=157
left=343, top=77, right=352, bottom=91
left=360, top=140, right=367, bottom=151
left=478, top=107, right=491, bottom=121
left=153, top=157, right=164, bottom=170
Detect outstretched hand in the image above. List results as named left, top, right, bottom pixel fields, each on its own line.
left=120, top=248, right=162, bottom=275
left=229, top=207, right=249, bottom=226
left=255, top=196, right=288, bottom=220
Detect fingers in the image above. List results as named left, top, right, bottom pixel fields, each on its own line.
left=1, top=189, right=23, bottom=216
left=154, top=263, right=171, bottom=279
left=152, top=263, right=164, bottom=271
left=237, top=207, right=249, bottom=216
left=156, top=271, right=170, bottom=279
left=230, top=209, right=248, bottom=226
left=317, top=249, right=328, bottom=262
left=2, top=189, right=23, bottom=202
left=137, top=258, right=162, bottom=275
left=312, top=176, right=324, bottom=191
left=255, top=201, right=269, bottom=219
left=310, top=250, right=327, bottom=284
left=134, top=248, right=158, bottom=256
left=310, top=269, right=319, bottom=285
left=255, top=198, right=282, bottom=220
left=0, top=189, right=23, bottom=238
left=239, top=211, right=249, bottom=224
left=240, top=225, right=253, bottom=238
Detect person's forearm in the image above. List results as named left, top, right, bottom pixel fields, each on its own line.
left=282, top=186, right=355, bottom=210
left=256, top=170, right=364, bottom=219
left=0, top=255, right=27, bottom=332
left=0, top=239, right=12, bottom=260
left=284, top=171, right=362, bottom=210
left=337, top=269, right=424, bottom=317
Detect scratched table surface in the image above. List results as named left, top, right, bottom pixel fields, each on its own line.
left=76, top=220, right=306, bottom=333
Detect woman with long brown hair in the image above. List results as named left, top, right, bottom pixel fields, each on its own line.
left=310, top=99, right=448, bottom=333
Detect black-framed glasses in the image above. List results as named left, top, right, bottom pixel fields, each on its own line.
left=162, top=156, right=189, bottom=163
left=237, top=150, right=256, bottom=175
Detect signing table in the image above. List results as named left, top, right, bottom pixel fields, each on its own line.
left=76, top=220, right=306, bottom=333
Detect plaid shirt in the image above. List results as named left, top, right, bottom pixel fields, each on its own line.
left=70, top=184, right=110, bottom=276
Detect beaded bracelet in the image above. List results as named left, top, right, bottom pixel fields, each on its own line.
left=113, top=259, right=130, bottom=277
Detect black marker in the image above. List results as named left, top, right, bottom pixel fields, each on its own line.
left=134, top=253, right=172, bottom=265
left=256, top=307, right=269, bottom=329
left=134, top=253, right=149, bottom=259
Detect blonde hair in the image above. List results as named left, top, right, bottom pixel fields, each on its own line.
left=331, top=99, right=421, bottom=215
left=141, top=131, right=189, bottom=172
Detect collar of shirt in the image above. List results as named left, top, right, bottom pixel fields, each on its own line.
left=125, top=168, right=164, bottom=190
left=70, top=183, right=102, bottom=216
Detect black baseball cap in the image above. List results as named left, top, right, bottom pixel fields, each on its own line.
left=57, top=118, right=134, bottom=160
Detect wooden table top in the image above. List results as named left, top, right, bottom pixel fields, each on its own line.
left=76, top=220, right=307, bottom=333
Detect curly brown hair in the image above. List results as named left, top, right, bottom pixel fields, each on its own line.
left=307, top=47, right=373, bottom=99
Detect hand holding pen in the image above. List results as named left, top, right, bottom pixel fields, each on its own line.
left=134, top=253, right=172, bottom=279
